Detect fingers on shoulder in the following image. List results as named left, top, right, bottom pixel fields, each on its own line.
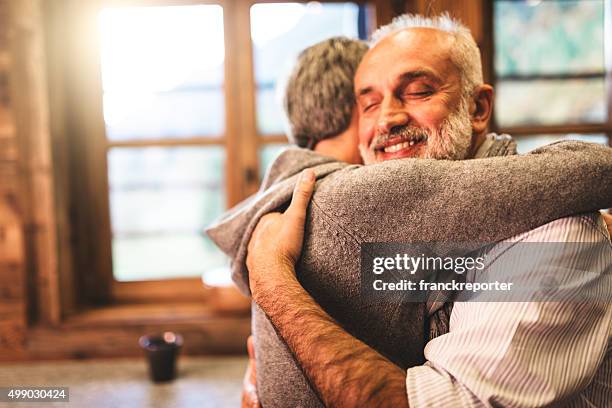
left=289, top=169, right=316, bottom=213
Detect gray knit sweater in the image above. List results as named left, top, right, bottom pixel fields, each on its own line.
left=207, top=140, right=612, bottom=408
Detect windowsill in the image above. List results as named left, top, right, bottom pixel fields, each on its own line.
left=17, top=302, right=251, bottom=361
left=63, top=301, right=247, bottom=328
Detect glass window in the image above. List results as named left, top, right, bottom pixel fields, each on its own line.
left=494, top=0, right=604, bottom=76
left=494, top=0, right=606, bottom=127
left=108, top=147, right=228, bottom=281
left=514, top=134, right=609, bottom=154
left=250, top=2, right=362, bottom=135
left=495, top=78, right=606, bottom=126
left=99, top=5, right=225, bottom=140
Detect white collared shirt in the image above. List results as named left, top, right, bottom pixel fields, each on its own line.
left=406, top=214, right=612, bottom=407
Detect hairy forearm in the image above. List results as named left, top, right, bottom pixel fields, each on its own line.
left=253, top=263, right=409, bottom=408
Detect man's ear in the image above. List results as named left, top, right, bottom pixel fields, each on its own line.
left=470, top=84, right=494, bottom=135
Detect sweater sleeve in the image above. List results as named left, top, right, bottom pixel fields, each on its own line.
left=310, top=141, right=612, bottom=245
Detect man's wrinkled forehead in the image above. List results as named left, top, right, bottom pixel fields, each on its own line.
left=355, top=27, right=456, bottom=92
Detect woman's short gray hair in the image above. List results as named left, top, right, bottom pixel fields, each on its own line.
left=283, top=37, right=368, bottom=148
left=371, top=13, right=483, bottom=96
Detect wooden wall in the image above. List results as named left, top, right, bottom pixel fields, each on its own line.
left=0, top=0, right=28, bottom=359
left=0, top=0, right=66, bottom=359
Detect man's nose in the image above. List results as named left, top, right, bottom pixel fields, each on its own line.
left=376, top=98, right=409, bottom=135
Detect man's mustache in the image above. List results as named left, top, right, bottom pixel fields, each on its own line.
left=370, top=125, right=431, bottom=150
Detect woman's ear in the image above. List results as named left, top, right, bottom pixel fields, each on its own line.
left=470, top=84, right=494, bottom=135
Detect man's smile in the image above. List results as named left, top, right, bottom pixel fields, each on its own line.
left=374, top=134, right=428, bottom=160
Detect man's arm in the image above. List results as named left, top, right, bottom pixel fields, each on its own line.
left=313, top=141, right=612, bottom=245
left=253, top=265, right=408, bottom=408
left=247, top=170, right=408, bottom=408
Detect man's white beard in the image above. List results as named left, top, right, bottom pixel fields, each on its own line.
left=423, top=94, right=473, bottom=160
left=362, top=93, right=474, bottom=164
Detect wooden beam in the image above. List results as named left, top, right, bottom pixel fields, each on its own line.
left=111, top=278, right=211, bottom=304
left=497, top=72, right=606, bottom=81
left=8, top=0, right=61, bottom=325
left=108, top=137, right=225, bottom=148
left=14, top=304, right=251, bottom=361
left=226, top=0, right=260, bottom=203
left=222, top=0, right=241, bottom=207
left=60, top=0, right=114, bottom=304
left=605, top=0, right=612, bottom=146
left=259, top=134, right=289, bottom=145
left=500, top=123, right=611, bottom=137
left=0, top=193, right=27, bottom=358
left=40, top=0, right=79, bottom=317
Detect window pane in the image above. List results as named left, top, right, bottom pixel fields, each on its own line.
left=251, top=2, right=361, bottom=135
left=495, top=78, right=606, bottom=127
left=514, top=134, right=609, bottom=154
left=99, top=5, right=225, bottom=140
left=494, top=0, right=604, bottom=76
left=259, top=144, right=289, bottom=180
left=108, top=147, right=227, bottom=281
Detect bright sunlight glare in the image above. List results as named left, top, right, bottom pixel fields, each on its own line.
left=98, top=6, right=224, bottom=126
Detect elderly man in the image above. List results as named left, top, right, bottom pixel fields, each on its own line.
left=240, top=15, right=612, bottom=407
left=209, top=15, right=612, bottom=406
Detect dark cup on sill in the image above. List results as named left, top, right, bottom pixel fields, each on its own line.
left=139, top=332, right=184, bottom=382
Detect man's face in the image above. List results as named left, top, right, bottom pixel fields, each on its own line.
left=355, top=28, right=474, bottom=164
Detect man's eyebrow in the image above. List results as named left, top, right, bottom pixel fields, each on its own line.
left=356, top=69, right=441, bottom=97
left=356, top=86, right=373, bottom=97
left=398, top=69, right=441, bottom=84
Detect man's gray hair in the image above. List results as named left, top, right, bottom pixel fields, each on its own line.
left=283, top=37, right=368, bottom=148
left=371, top=13, right=483, bottom=95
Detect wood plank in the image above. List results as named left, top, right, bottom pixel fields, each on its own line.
left=0, top=166, right=18, bottom=188
left=0, top=321, right=26, bottom=356
left=222, top=0, right=244, bottom=207
left=0, top=147, right=26, bottom=352
left=0, top=263, right=26, bottom=301
left=0, top=138, right=17, bottom=162
left=0, top=73, right=14, bottom=139
left=42, top=0, right=115, bottom=305
left=103, top=0, right=225, bottom=7
left=260, top=134, right=289, bottom=144
left=500, top=123, right=611, bottom=137
left=20, top=308, right=250, bottom=361
left=234, top=0, right=260, bottom=198
left=40, top=0, right=78, bottom=317
left=0, top=302, right=26, bottom=321
left=65, top=302, right=223, bottom=327
left=108, top=136, right=225, bottom=148
left=111, top=278, right=210, bottom=304
left=0, top=51, right=8, bottom=71
left=0, top=1, right=9, bottom=51
left=8, top=0, right=61, bottom=325
left=605, top=0, right=612, bottom=147
left=0, top=194, right=26, bottom=304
